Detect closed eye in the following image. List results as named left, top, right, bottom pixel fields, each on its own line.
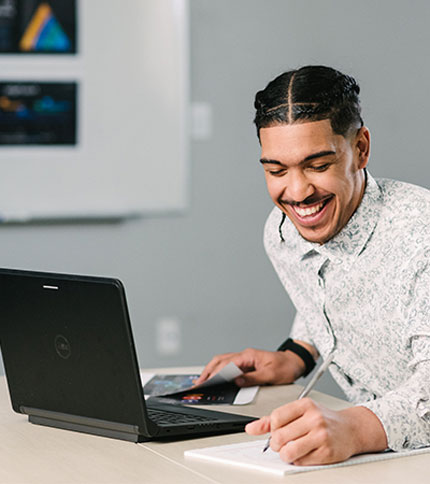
left=268, top=169, right=287, bottom=176
left=310, top=163, right=330, bottom=172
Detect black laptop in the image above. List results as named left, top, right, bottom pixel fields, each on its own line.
left=0, top=268, right=255, bottom=442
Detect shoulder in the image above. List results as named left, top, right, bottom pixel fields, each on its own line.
left=375, top=177, right=430, bottom=255
left=376, top=178, right=430, bottom=222
left=377, top=177, right=430, bottom=204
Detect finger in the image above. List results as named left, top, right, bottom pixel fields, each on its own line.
left=194, top=366, right=221, bottom=385
left=233, top=360, right=281, bottom=386
left=292, top=445, right=345, bottom=466
left=270, top=398, right=314, bottom=431
left=234, top=371, right=268, bottom=387
left=245, top=416, right=270, bottom=435
left=194, top=355, right=234, bottom=385
left=278, top=433, right=318, bottom=464
left=269, top=414, right=310, bottom=452
left=196, top=350, right=260, bottom=386
left=291, top=448, right=328, bottom=466
left=193, top=370, right=211, bottom=386
left=193, top=373, right=207, bottom=386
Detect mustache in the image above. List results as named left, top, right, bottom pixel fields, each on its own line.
left=282, top=195, right=332, bottom=207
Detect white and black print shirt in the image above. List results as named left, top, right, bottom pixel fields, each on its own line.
left=264, top=172, right=430, bottom=451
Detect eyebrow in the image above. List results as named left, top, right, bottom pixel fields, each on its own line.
left=260, top=150, right=336, bottom=166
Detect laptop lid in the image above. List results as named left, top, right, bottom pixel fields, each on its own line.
left=0, top=268, right=254, bottom=442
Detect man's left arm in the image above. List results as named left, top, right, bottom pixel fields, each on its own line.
left=360, top=256, right=430, bottom=451
left=360, top=358, right=430, bottom=451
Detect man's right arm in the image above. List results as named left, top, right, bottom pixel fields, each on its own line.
left=194, top=341, right=318, bottom=387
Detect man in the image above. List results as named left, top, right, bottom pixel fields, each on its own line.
left=195, top=65, right=430, bottom=465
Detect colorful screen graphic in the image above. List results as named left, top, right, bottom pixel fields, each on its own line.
left=0, top=0, right=76, bottom=53
left=0, top=81, right=77, bottom=144
left=144, top=374, right=241, bottom=406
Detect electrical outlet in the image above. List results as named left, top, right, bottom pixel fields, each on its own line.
left=156, top=317, right=182, bottom=356
left=191, top=102, right=212, bottom=140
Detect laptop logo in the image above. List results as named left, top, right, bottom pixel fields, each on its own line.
left=54, top=335, right=72, bottom=359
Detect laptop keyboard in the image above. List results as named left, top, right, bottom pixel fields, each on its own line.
left=147, top=408, right=216, bottom=425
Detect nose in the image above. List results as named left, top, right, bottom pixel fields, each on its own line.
left=284, top=170, right=315, bottom=203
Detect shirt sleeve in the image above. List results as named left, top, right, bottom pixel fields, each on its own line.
left=360, top=256, right=430, bottom=451
left=361, top=358, right=430, bottom=451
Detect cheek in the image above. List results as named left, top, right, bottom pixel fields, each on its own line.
left=265, top=177, right=284, bottom=202
left=318, top=172, right=349, bottom=200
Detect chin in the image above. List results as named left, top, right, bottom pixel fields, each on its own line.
left=297, top=227, right=333, bottom=245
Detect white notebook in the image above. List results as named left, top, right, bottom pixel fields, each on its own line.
left=184, top=439, right=430, bottom=476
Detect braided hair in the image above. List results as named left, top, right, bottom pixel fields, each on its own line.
left=254, top=65, right=363, bottom=138
left=254, top=66, right=364, bottom=242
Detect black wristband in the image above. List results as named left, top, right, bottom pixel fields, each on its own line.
left=277, top=338, right=316, bottom=377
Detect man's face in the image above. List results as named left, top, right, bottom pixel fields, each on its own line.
left=260, top=120, right=369, bottom=244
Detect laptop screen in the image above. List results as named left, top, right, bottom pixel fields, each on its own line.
left=0, top=269, right=147, bottom=428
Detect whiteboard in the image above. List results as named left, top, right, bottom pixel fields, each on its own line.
left=0, top=0, right=189, bottom=221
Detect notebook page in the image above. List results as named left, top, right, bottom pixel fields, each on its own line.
left=184, top=439, right=430, bottom=476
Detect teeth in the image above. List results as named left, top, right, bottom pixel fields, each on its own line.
left=293, top=201, right=324, bottom=217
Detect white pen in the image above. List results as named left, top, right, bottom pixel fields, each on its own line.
left=262, top=352, right=335, bottom=453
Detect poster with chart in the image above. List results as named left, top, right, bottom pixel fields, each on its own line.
left=0, top=0, right=76, bottom=54
left=0, top=81, right=77, bottom=144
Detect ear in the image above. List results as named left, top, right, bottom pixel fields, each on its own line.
left=355, top=127, right=370, bottom=169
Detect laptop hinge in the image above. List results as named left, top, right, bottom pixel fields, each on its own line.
left=21, top=406, right=141, bottom=443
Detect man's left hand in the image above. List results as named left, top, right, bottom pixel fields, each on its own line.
left=245, top=399, right=388, bottom=466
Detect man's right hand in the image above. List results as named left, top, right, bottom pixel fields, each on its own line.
left=194, top=348, right=309, bottom=387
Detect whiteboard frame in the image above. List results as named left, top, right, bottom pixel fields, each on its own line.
left=0, top=0, right=190, bottom=223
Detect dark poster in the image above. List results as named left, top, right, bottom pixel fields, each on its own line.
left=0, top=0, right=76, bottom=53
left=0, top=81, right=77, bottom=144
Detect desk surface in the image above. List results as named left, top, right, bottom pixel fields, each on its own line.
left=0, top=367, right=428, bottom=484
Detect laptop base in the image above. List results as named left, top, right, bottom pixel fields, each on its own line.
left=23, top=407, right=141, bottom=442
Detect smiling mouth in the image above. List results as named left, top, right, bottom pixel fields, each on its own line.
left=288, top=196, right=333, bottom=219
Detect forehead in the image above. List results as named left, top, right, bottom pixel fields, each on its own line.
left=260, top=120, right=342, bottom=162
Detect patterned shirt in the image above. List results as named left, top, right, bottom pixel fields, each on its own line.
left=264, top=171, right=430, bottom=451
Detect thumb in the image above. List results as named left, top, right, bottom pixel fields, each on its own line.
left=235, top=369, right=269, bottom=387
left=245, top=415, right=270, bottom=435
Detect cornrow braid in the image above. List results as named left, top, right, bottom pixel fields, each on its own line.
left=291, top=102, right=327, bottom=117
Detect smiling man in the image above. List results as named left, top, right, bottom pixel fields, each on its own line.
left=196, top=65, right=430, bottom=465
left=259, top=119, right=368, bottom=244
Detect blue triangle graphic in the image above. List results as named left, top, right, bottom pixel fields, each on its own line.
left=35, top=15, right=71, bottom=51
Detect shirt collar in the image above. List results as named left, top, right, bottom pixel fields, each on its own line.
left=281, top=171, right=383, bottom=267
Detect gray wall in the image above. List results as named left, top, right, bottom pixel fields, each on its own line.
left=1, top=0, right=430, bottom=400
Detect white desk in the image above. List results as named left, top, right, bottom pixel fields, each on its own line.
left=0, top=368, right=428, bottom=483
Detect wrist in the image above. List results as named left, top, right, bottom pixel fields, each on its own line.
left=340, top=406, right=388, bottom=455
left=280, top=350, right=308, bottom=381
left=277, top=338, right=317, bottom=377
